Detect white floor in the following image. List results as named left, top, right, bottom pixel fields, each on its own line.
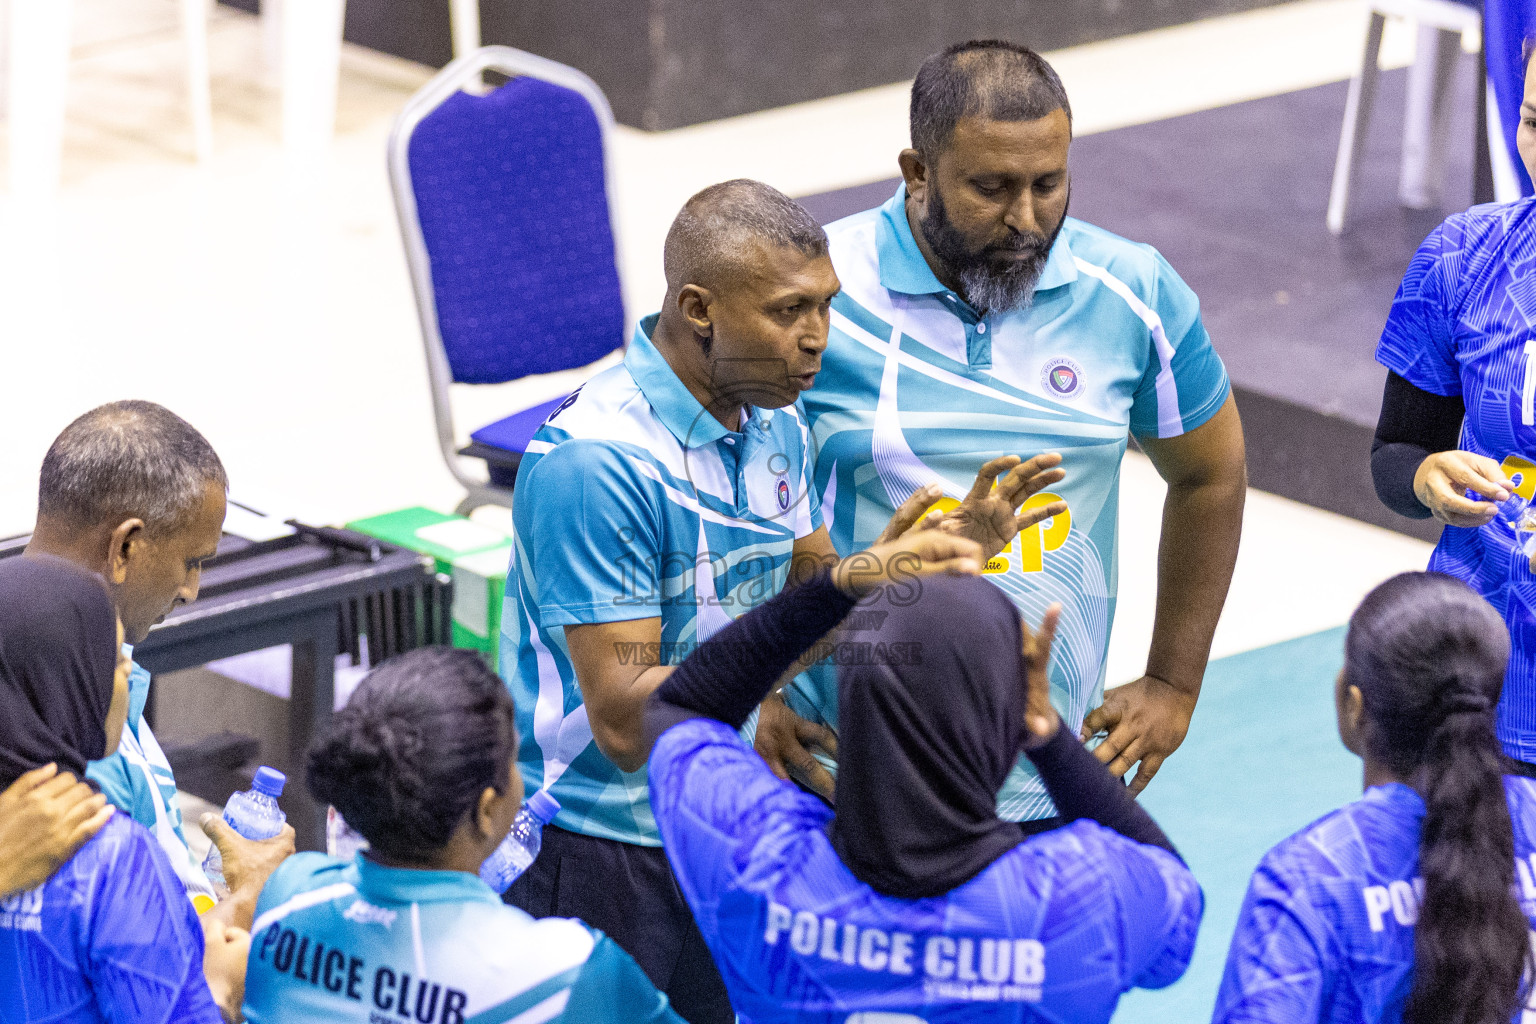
left=0, top=0, right=1435, bottom=684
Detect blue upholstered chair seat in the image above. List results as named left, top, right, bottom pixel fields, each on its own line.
left=469, top=394, right=569, bottom=454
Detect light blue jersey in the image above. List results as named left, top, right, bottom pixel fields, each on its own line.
left=1215, top=779, right=1536, bottom=1023
left=0, top=813, right=221, bottom=1024
left=499, top=314, right=822, bottom=846
left=1377, top=201, right=1536, bottom=761
left=793, top=186, right=1230, bottom=820
left=650, top=718, right=1202, bottom=1023
left=86, top=653, right=215, bottom=904
left=242, top=852, right=681, bottom=1024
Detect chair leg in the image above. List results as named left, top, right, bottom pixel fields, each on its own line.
left=1400, top=24, right=1462, bottom=209
left=1328, top=10, right=1387, bottom=235
left=7, top=0, right=72, bottom=202
left=448, top=0, right=480, bottom=60
left=181, top=0, right=214, bottom=163
left=281, top=0, right=345, bottom=165
left=260, top=0, right=281, bottom=77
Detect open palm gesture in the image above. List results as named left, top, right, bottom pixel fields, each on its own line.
left=942, top=454, right=1067, bottom=560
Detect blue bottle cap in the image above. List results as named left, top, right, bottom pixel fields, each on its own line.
left=252, top=766, right=286, bottom=798
left=525, top=789, right=560, bottom=824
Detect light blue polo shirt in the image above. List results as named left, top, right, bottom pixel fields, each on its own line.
left=86, top=652, right=216, bottom=905
left=793, top=185, right=1230, bottom=821
left=243, top=853, right=680, bottom=1023
left=499, top=314, right=822, bottom=847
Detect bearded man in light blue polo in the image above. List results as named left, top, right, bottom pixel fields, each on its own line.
left=792, top=40, right=1248, bottom=823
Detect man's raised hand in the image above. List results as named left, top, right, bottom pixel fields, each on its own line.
left=942, top=454, right=1067, bottom=560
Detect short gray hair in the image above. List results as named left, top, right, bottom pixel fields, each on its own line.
left=38, top=401, right=227, bottom=536
left=663, top=179, right=828, bottom=298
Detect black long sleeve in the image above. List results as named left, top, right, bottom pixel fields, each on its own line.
left=1025, top=725, right=1180, bottom=859
left=1371, top=371, right=1466, bottom=519
left=645, top=572, right=856, bottom=742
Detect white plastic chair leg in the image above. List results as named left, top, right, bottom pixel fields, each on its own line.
left=1329, top=10, right=1387, bottom=234
left=7, top=0, right=72, bottom=202
left=449, top=0, right=480, bottom=59
left=181, top=0, right=214, bottom=162
left=1399, top=23, right=1462, bottom=209
left=281, top=0, right=345, bottom=166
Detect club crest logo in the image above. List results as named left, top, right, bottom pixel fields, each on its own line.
left=776, top=478, right=792, bottom=511
left=1041, top=357, right=1084, bottom=399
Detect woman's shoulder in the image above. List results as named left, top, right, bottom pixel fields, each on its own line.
left=1428, top=197, right=1536, bottom=260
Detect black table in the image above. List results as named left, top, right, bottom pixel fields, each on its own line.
left=0, top=531, right=452, bottom=851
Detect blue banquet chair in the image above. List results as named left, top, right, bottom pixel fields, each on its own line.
left=389, top=46, right=627, bottom=514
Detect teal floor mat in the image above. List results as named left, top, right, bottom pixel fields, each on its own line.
left=1111, top=627, right=1360, bottom=1023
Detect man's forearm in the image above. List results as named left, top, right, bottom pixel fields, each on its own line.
left=1145, top=473, right=1244, bottom=693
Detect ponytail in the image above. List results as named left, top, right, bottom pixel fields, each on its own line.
left=1407, top=692, right=1528, bottom=1024
left=1346, top=573, right=1530, bottom=1024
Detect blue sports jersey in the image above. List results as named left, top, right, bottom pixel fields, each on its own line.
left=794, top=186, right=1230, bottom=820
left=500, top=314, right=822, bottom=846
left=242, top=852, right=680, bottom=1024
left=1377, top=200, right=1536, bottom=761
left=0, top=813, right=221, bottom=1024
left=649, top=718, right=1202, bottom=1023
left=1215, top=779, right=1536, bottom=1023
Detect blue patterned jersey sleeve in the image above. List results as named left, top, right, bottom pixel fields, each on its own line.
left=1212, top=852, right=1329, bottom=1024
left=1377, top=220, right=1462, bottom=397
left=84, top=821, right=223, bottom=1023
left=520, top=439, right=662, bottom=628
left=1088, top=825, right=1203, bottom=990
left=1129, top=249, right=1230, bottom=439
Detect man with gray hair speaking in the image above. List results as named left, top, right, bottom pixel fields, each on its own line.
left=792, top=40, right=1248, bottom=823
left=499, top=178, right=1063, bottom=1022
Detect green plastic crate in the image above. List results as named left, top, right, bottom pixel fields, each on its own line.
left=346, top=507, right=512, bottom=667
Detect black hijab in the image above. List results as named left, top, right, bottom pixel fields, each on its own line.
left=0, top=556, right=119, bottom=788
left=831, top=572, right=1029, bottom=899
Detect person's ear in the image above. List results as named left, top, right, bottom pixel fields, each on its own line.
left=677, top=284, right=715, bottom=344
left=106, top=519, right=146, bottom=586
left=898, top=149, right=931, bottom=206
left=1335, top=670, right=1367, bottom=756
left=474, top=786, right=499, bottom=840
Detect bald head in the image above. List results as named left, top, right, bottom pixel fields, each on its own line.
left=663, top=179, right=828, bottom=301
left=910, top=40, right=1071, bottom=161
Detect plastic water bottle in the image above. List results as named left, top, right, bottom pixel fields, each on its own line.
left=326, top=806, right=370, bottom=861
left=203, top=767, right=286, bottom=894
left=478, top=789, right=560, bottom=894
left=1467, top=487, right=1536, bottom=528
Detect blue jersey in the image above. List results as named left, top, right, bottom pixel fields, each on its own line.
left=649, top=718, right=1202, bottom=1023
left=1214, top=779, right=1536, bottom=1023
left=0, top=813, right=220, bottom=1024
left=794, top=186, right=1230, bottom=820
left=243, top=852, right=682, bottom=1024
left=500, top=314, right=822, bottom=846
left=1377, top=200, right=1536, bottom=761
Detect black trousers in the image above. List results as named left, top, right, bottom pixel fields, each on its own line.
left=504, top=824, right=734, bottom=1024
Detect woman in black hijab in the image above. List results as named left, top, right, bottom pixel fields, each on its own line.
left=639, top=531, right=1202, bottom=1023
left=0, top=555, right=238, bottom=1023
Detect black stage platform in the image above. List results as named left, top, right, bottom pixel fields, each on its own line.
left=800, top=60, right=1482, bottom=544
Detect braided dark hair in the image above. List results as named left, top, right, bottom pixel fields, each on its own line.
left=307, top=647, right=517, bottom=863
left=1346, top=572, right=1528, bottom=1024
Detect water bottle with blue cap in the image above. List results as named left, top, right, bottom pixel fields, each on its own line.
left=203, top=766, right=287, bottom=894
left=479, top=789, right=560, bottom=894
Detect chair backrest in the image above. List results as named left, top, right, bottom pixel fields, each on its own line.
left=390, top=48, right=625, bottom=388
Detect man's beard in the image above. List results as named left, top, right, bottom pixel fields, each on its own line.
left=919, top=185, right=1069, bottom=315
